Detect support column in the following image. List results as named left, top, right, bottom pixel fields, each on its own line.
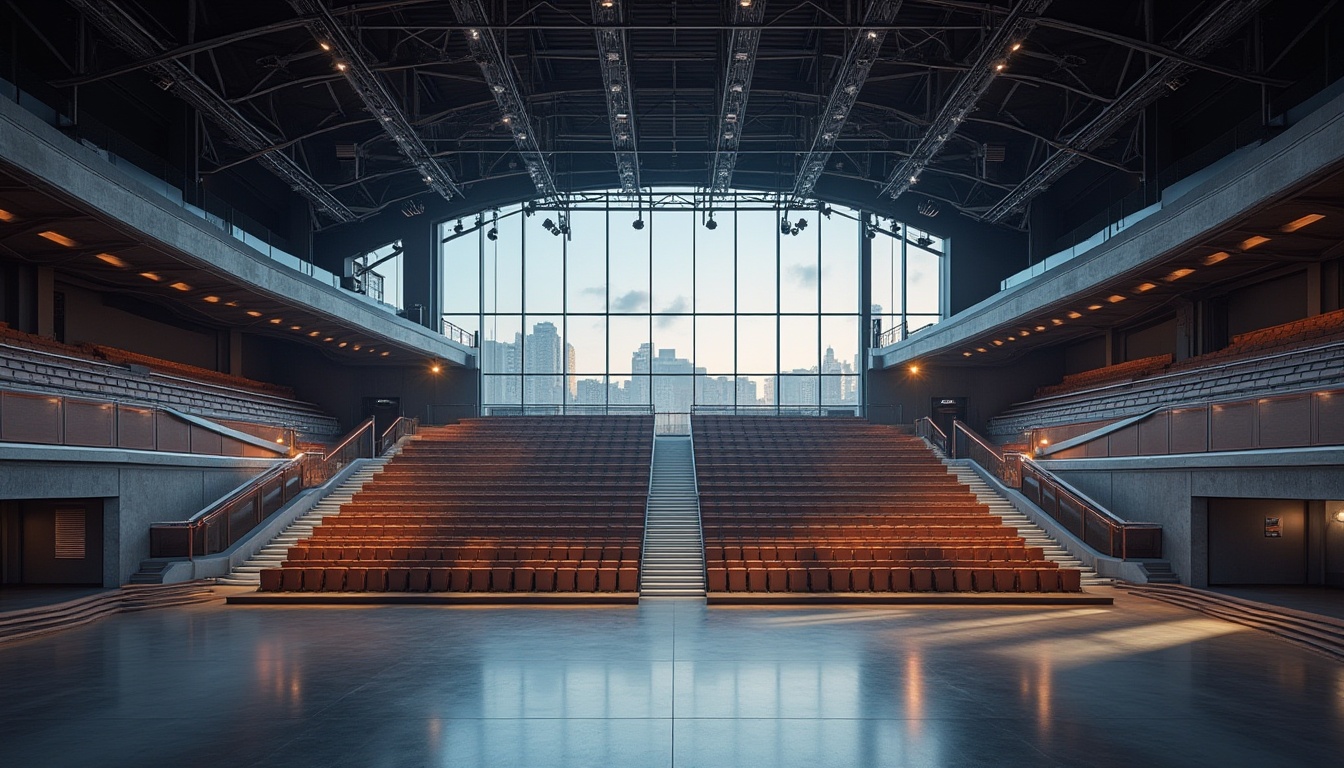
left=401, top=217, right=440, bottom=331
left=35, top=266, right=54, bottom=338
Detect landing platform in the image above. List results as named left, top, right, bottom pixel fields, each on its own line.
left=706, top=591, right=1113, bottom=606
left=227, top=591, right=641, bottom=606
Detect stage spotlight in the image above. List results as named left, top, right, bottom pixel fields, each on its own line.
left=453, top=220, right=464, bottom=234
left=632, top=217, right=645, bottom=230
left=818, top=204, right=832, bottom=218
left=780, top=219, right=791, bottom=235
left=865, top=227, right=877, bottom=240
left=542, top=218, right=555, bottom=231
left=487, top=227, right=498, bottom=241
left=916, top=234, right=934, bottom=248
left=705, top=216, right=718, bottom=230
left=796, top=218, right=808, bottom=230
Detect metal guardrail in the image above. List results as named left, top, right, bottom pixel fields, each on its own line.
left=441, top=320, right=477, bottom=347
left=147, top=416, right=419, bottom=560
left=915, top=417, right=1162, bottom=560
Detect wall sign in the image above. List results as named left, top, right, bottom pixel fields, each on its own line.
left=1264, top=517, right=1282, bottom=538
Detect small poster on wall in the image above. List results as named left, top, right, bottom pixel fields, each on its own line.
left=1264, top=517, right=1282, bottom=538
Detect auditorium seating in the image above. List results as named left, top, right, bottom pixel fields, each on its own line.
left=1034, top=354, right=1171, bottom=398
left=0, top=323, right=340, bottom=439
left=258, top=415, right=652, bottom=594
left=693, top=416, right=1082, bottom=594
left=989, top=311, right=1344, bottom=439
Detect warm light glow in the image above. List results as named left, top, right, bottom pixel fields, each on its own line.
left=975, top=347, right=987, bottom=353
left=38, top=230, right=77, bottom=247
left=992, top=339, right=1004, bottom=346
left=1107, top=294, right=1126, bottom=303
left=380, top=351, right=390, bottom=357
left=1136, top=282, right=1157, bottom=292
left=169, top=281, right=191, bottom=291
left=95, top=253, right=128, bottom=267
left=909, top=364, right=920, bottom=374
left=1051, top=318, right=1063, bottom=325
left=0, top=207, right=16, bottom=222
left=1039, top=438, right=1050, bottom=446
left=269, top=318, right=283, bottom=324
left=1239, top=235, right=1270, bottom=250
left=1067, top=311, right=1082, bottom=319
left=1334, top=509, right=1344, bottom=524
left=203, top=295, right=220, bottom=303
left=1034, top=325, right=1046, bottom=332
left=319, top=41, right=332, bottom=51
left=994, top=62, right=1007, bottom=72
left=140, top=272, right=161, bottom=281
left=962, top=351, right=972, bottom=357
left=335, top=62, right=348, bottom=72
left=308, top=331, right=320, bottom=337
left=225, top=301, right=239, bottom=307
left=275, top=437, right=285, bottom=444
left=290, top=325, right=301, bottom=331
left=323, top=337, right=333, bottom=342
left=1007, top=336, right=1016, bottom=342
left=431, top=363, right=442, bottom=373
left=352, top=344, right=362, bottom=351
left=1011, top=42, right=1022, bottom=52
left=1281, top=213, right=1324, bottom=232
left=1202, top=251, right=1230, bottom=266
left=1087, top=304, right=1102, bottom=311
left=1164, top=267, right=1195, bottom=281
left=246, top=310, right=263, bottom=317
left=368, top=347, right=377, bottom=353
left=1019, top=330, right=1031, bottom=336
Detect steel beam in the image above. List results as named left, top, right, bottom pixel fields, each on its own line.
left=591, top=0, right=641, bottom=194
left=707, top=0, right=767, bottom=199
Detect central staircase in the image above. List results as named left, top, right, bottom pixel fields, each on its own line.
left=639, top=436, right=706, bottom=597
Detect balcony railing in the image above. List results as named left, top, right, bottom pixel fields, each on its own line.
left=914, top=417, right=1162, bottom=560
left=442, top=319, right=478, bottom=348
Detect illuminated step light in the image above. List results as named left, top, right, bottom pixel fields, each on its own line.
left=1280, top=213, right=1324, bottom=232
left=1135, top=282, right=1157, bottom=292
left=368, top=347, right=377, bottom=353
left=169, top=281, right=191, bottom=291
left=140, top=272, right=162, bottom=281
left=1239, top=235, right=1270, bottom=250
left=1202, top=251, right=1230, bottom=266
left=0, top=207, right=17, bottom=222
left=1107, top=295, right=1127, bottom=303
left=203, top=295, right=220, bottom=303
left=1164, top=267, right=1195, bottom=281
left=95, top=253, right=128, bottom=268
left=1067, top=311, right=1082, bottom=319
left=38, top=230, right=77, bottom=247
left=246, top=310, right=263, bottom=317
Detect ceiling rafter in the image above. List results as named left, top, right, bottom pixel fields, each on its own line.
left=788, top=0, right=904, bottom=207
left=66, top=0, right=356, bottom=222
left=707, top=0, right=768, bottom=199
left=590, top=0, right=641, bottom=194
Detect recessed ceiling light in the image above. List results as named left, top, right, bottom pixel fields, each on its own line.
left=169, top=281, right=191, bottom=291
left=962, top=351, right=973, bottom=357
left=308, top=331, right=320, bottom=337
left=380, top=351, right=390, bottom=357
left=1087, top=304, right=1103, bottom=311
left=992, top=339, right=1004, bottom=346
left=269, top=318, right=283, bottom=324
left=0, top=208, right=17, bottom=222
left=352, top=344, right=362, bottom=351
left=1007, top=336, right=1017, bottom=341
left=290, top=325, right=301, bottom=331
left=338, top=342, right=348, bottom=348
left=225, top=301, right=239, bottom=307
left=1067, top=311, right=1083, bottom=319
left=1164, top=267, right=1195, bottom=281
left=37, top=230, right=76, bottom=247
left=1107, top=294, right=1126, bottom=303
left=203, top=295, right=220, bottom=303
left=246, top=310, right=263, bottom=317
left=1019, top=330, right=1031, bottom=336
left=1202, top=251, right=1230, bottom=266
left=95, top=253, right=128, bottom=267
left=1239, top=235, right=1270, bottom=250
left=975, top=347, right=987, bottom=353
left=1051, top=318, right=1063, bottom=325
left=1136, top=282, right=1158, bottom=292
left=140, top=272, right=161, bottom=281
left=323, top=337, right=334, bottom=342
left=1034, top=325, right=1046, bottom=332
left=1281, top=213, right=1324, bottom=232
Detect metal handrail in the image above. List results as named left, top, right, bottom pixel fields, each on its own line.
left=377, top=416, right=420, bottom=455
left=952, top=420, right=1022, bottom=488
left=913, top=416, right=948, bottom=456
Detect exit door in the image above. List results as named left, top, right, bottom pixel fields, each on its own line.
left=931, top=397, right=966, bottom=439
left=362, top=397, right=402, bottom=436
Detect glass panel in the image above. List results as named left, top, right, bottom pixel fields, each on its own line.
left=736, top=209, right=776, bottom=313
left=565, top=315, right=606, bottom=375
left=524, top=375, right=564, bottom=408
left=748, top=375, right=776, bottom=408
left=695, top=212, right=735, bottom=312
left=483, top=214, right=522, bottom=314
left=651, top=374, right=694, bottom=413
left=609, top=315, right=650, bottom=374
left=907, top=243, right=941, bottom=316
left=779, top=219, right=819, bottom=313
left=524, top=221, right=564, bottom=313
left=608, top=374, right=649, bottom=409
left=609, top=210, right=650, bottom=313
left=907, top=315, right=939, bottom=335
left=482, top=376, right=521, bottom=411
left=441, top=222, right=480, bottom=314
left=694, top=315, right=734, bottom=374
left=779, top=371, right=820, bottom=408
left=566, top=210, right=606, bottom=312
left=820, top=375, right=856, bottom=407
left=569, top=374, right=609, bottom=412
left=695, top=373, right=740, bottom=409
left=821, top=216, right=858, bottom=313
left=521, top=315, right=565, bottom=374
left=737, top=316, right=776, bottom=375
left=780, top=315, right=819, bottom=373
left=651, top=210, right=693, bottom=313
left=653, top=314, right=693, bottom=367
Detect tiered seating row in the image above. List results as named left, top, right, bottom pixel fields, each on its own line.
left=259, top=416, right=654, bottom=594
left=1035, top=354, right=1172, bottom=398
left=693, top=416, right=1083, bottom=594
left=0, top=324, right=339, bottom=438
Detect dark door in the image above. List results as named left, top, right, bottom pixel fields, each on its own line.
left=1208, top=498, right=1308, bottom=585
left=931, top=397, right=966, bottom=438
left=3, top=500, right=104, bottom=585
left=362, top=397, right=402, bottom=436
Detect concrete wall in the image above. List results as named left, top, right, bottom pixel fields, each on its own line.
left=58, top=283, right=218, bottom=368
left=1206, top=498, right=1308, bottom=584
left=0, top=447, right=278, bottom=586
left=1041, top=453, right=1344, bottom=587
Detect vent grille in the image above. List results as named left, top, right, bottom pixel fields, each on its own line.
left=54, top=509, right=86, bottom=559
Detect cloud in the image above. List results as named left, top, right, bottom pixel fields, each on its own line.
left=610, top=290, right=649, bottom=312
left=658, top=296, right=690, bottom=316
left=788, top=263, right=819, bottom=287
left=581, top=286, right=605, bottom=297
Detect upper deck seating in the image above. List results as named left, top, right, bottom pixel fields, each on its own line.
left=259, top=416, right=653, bottom=594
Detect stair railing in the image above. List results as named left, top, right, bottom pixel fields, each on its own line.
left=377, top=416, right=420, bottom=455
left=919, top=417, right=1163, bottom=560
left=913, top=416, right=949, bottom=456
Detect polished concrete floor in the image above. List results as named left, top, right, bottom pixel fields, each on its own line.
left=2, top=588, right=1342, bottom=768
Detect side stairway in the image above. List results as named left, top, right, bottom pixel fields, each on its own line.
left=216, top=459, right=388, bottom=586
left=639, top=436, right=706, bottom=597
left=945, top=462, right=1108, bottom=587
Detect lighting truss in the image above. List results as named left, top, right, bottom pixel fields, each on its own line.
left=788, top=0, right=903, bottom=207
left=708, top=0, right=768, bottom=200
left=448, top=0, right=561, bottom=204
left=879, top=0, right=1052, bottom=201
left=66, top=0, right=354, bottom=223
left=591, top=0, right=641, bottom=194
left=982, top=0, right=1268, bottom=223
left=289, top=0, right=462, bottom=202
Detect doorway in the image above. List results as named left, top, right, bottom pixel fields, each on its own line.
left=1207, top=498, right=1307, bottom=585
left=930, top=397, right=966, bottom=439
left=0, top=499, right=104, bottom=586
left=362, top=396, right=402, bottom=436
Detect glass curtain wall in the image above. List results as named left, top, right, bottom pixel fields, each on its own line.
left=442, top=192, right=941, bottom=415
left=869, top=223, right=945, bottom=346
